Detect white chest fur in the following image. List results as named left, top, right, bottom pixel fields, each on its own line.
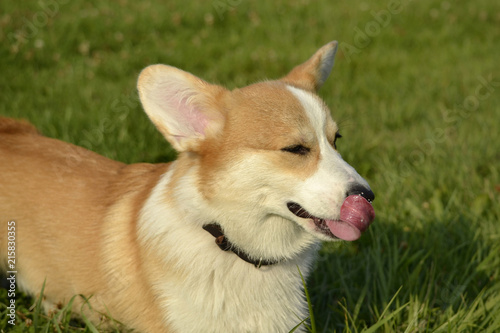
left=137, top=167, right=319, bottom=332
left=163, top=255, right=314, bottom=332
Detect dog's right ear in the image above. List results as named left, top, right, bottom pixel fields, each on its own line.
left=281, top=41, right=338, bottom=92
left=138, top=65, right=227, bottom=152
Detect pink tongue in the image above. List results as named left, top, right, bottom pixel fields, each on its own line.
left=325, top=195, right=375, bottom=241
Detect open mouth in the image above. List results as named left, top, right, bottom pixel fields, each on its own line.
left=287, top=195, right=375, bottom=241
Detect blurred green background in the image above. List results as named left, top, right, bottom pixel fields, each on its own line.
left=1, top=0, right=499, bottom=331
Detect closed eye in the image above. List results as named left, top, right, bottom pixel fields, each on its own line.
left=333, top=132, right=342, bottom=149
left=281, top=144, right=311, bottom=155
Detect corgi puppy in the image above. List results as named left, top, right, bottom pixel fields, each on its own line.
left=0, top=41, right=375, bottom=332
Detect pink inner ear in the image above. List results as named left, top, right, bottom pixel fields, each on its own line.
left=177, top=95, right=209, bottom=136
left=159, top=86, right=210, bottom=141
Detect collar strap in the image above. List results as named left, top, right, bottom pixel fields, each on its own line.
left=202, top=223, right=280, bottom=268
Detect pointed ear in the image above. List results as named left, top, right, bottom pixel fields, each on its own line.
left=281, top=41, right=338, bottom=92
left=137, top=65, right=227, bottom=152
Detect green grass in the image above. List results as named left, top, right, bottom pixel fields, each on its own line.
left=1, top=0, right=499, bottom=331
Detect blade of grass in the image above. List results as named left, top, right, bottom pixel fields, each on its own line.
left=33, top=279, right=46, bottom=333
left=362, top=286, right=406, bottom=333
left=289, top=317, right=310, bottom=333
left=298, top=266, right=316, bottom=333
left=79, top=295, right=100, bottom=333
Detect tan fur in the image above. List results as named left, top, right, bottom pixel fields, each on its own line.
left=0, top=123, right=172, bottom=331
left=198, top=81, right=323, bottom=200
left=0, top=117, right=40, bottom=135
left=0, top=41, right=373, bottom=332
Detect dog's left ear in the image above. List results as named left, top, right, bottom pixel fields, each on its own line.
left=137, top=65, right=227, bottom=152
left=281, top=41, right=338, bottom=92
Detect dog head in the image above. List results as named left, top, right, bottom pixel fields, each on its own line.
left=138, top=41, right=374, bottom=261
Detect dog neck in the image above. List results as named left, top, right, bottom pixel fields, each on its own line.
left=202, top=223, right=282, bottom=268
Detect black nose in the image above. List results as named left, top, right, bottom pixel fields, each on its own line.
left=347, top=184, right=375, bottom=203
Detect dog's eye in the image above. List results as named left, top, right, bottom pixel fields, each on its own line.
left=281, top=144, right=311, bottom=155
left=333, top=132, right=342, bottom=149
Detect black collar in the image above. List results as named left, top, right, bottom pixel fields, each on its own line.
left=202, top=223, right=281, bottom=268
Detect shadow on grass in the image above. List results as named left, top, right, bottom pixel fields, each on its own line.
left=309, top=213, right=498, bottom=332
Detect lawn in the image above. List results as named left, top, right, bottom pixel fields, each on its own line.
left=1, top=0, right=499, bottom=332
